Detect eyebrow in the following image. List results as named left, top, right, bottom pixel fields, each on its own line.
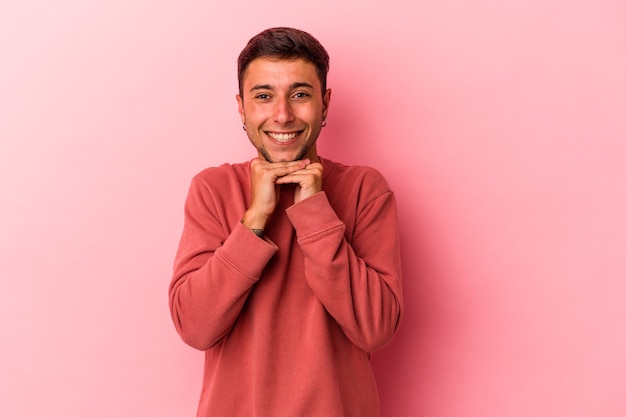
left=249, top=82, right=315, bottom=93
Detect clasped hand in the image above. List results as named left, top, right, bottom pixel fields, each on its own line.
left=242, top=158, right=323, bottom=231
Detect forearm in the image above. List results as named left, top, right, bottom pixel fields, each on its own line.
left=287, top=192, right=403, bottom=352
left=305, top=236, right=403, bottom=352
left=169, top=218, right=277, bottom=351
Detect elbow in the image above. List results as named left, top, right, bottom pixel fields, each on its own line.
left=355, top=307, right=403, bottom=353
left=169, top=303, right=225, bottom=351
left=179, top=329, right=220, bottom=351
left=172, top=316, right=226, bottom=351
left=360, top=323, right=400, bottom=352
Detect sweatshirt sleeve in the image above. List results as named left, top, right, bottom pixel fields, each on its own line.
left=286, top=184, right=403, bottom=352
left=169, top=176, right=277, bottom=351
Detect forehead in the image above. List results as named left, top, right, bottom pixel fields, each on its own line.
left=242, top=57, right=321, bottom=89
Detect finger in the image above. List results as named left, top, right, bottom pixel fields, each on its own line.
left=268, top=161, right=309, bottom=177
left=278, top=163, right=322, bottom=179
left=275, top=170, right=320, bottom=185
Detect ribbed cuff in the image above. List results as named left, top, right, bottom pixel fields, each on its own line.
left=286, top=192, right=344, bottom=240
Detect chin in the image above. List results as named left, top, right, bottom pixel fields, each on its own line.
left=261, top=148, right=308, bottom=164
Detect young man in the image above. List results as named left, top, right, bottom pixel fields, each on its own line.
left=169, top=27, right=403, bottom=417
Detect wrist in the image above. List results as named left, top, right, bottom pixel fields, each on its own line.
left=241, top=211, right=267, bottom=239
left=241, top=209, right=268, bottom=230
left=240, top=220, right=264, bottom=239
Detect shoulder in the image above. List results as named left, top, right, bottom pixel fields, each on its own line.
left=322, top=157, right=393, bottom=194
left=191, top=161, right=250, bottom=190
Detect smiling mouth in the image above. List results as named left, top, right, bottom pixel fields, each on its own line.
left=267, top=131, right=301, bottom=143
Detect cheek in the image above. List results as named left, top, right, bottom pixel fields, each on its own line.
left=246, top=105, right=271, bottom=123
left=299, top=107, right=322, bottom=122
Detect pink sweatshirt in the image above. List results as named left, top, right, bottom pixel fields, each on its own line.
left=169, top=157, right=403, bottom=417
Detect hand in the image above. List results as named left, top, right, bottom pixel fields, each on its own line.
left=242, top=158, right=310, bottom=230
left=275, top=161, right=323, bottom=204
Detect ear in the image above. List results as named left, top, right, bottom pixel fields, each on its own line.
left=236, top=94, right=245, bottom=124
left=322, top=88, right=332, bottom=119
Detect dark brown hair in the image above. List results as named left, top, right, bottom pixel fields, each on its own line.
left=237, top=27, right=330, bottom=96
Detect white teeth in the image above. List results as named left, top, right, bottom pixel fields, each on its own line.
left=268, top=132, right=298, bottom=142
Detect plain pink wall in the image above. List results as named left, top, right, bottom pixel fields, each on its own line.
left=1, top=1, right=625, bottom=416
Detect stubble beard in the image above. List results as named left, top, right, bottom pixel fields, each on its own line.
left=258, top=143, right=312, bottom=163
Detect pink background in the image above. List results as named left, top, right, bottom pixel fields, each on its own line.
left=1, top=0, right=625, bottom=416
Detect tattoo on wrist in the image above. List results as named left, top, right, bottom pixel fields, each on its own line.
left=241, top=219, right=264, bottom=239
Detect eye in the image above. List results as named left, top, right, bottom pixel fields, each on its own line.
left=254, top=93, right=271, bottom=100
left=292, top=91, right=311, bottom=100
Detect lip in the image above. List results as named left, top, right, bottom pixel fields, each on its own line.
left=265, top=130, right=303, bottom=144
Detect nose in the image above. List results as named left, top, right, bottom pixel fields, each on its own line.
left=273, top=96, right=295, bottom=124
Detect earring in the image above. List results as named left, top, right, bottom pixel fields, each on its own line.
left=242, top=125, right=247, bottom=131
left=321, top=117, right=327, bottom=127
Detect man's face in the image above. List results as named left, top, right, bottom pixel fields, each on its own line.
left=237, top=57, right=331, bottom=163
